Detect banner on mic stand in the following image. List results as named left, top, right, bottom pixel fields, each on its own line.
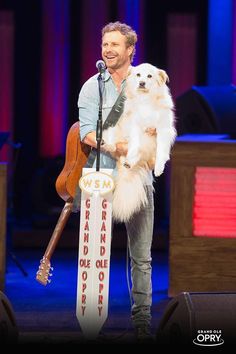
left=76, top=168, right=114, bottom=340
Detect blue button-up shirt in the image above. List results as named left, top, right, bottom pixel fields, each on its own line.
left=78, top=69, right=126, bottom=169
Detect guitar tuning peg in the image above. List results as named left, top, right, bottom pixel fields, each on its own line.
left=47, top=279, right=52, bottom=283
left=48, top=273, right=53, bottom=277
left=50, top=266, right=54, bottom=271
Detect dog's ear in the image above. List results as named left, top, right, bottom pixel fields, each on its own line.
left=157, top=69, right=169, bottom=85
left=126, top=66, right=133, bottom=78
left=125, top=66, right=135, bottom=99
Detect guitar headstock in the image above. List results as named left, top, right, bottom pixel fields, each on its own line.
left=36, top=257, right=53, bottom=286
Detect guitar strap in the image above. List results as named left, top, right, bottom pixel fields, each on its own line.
left=72, top=88, right=126, bottom=212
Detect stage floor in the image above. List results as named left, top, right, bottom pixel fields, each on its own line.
left=4, top=247, right=170, bottom=345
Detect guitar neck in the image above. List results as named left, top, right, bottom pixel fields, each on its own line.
left=44, top=201, right=73, bottom=260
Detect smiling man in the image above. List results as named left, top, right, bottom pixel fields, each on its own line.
left=101, top=23, right=136, bottom=90
left=78, top=21, right=155, bottom=343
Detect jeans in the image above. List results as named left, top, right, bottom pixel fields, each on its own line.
left=125, top=185, right=154, bottom=327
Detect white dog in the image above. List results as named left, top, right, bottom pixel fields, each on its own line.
left=102, top=63, right=177, bottom=222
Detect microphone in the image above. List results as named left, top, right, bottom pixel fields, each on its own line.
left=96, top=60, right=106, bottom=74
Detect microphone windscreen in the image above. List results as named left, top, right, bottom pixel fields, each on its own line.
left=96, top=60, right=106, bottom=72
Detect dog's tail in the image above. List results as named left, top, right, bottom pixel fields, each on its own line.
left=112, top=165, right=152, bottom=222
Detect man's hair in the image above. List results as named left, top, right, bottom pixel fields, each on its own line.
left=102, top=21, right=138, bottom=62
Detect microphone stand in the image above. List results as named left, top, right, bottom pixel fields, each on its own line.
left=96, top=72, right=104, bottom=171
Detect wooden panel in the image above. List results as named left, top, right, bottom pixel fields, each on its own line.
left=0, top=163, right=7, bottom=291
left=169, top=136, right=236, bottom=297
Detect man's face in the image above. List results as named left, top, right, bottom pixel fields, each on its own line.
left=102, top=31, right=133, bottom=70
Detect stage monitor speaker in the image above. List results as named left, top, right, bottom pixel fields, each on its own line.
left=156, top=292, right=236, bottom=347
left=176, top=85, right=236, bottom=136
left=0, top=291, right=18, bottom=343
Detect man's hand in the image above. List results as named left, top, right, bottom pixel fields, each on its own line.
left=145, top=127, right=157, bottom=136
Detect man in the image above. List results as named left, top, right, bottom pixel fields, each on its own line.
left=78, top=21, right=155, bottom=343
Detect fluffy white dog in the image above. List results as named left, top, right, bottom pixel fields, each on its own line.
left=102, top=63, right=177, bottom=222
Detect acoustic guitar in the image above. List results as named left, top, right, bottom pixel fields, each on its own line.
left=36, top=121, right=91, bottom=285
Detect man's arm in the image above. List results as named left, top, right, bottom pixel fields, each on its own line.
left=78, top=77, right=99, bottom=143
left=82, top=131, right=97, bottom=148
left=83, top=131, right=128, bottom=158
left=114, top=128, right=156, bottom=157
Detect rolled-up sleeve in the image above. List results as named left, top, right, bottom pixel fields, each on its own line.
left=78, top=76, right=99, bottom=141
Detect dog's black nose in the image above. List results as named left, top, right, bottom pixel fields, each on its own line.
left=139, top=81, right=146, bottom=88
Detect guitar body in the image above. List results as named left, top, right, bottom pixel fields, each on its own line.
left=55, top=121, right=91, bottom=202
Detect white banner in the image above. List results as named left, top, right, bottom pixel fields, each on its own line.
left=76, top=168, right=114, bottom=339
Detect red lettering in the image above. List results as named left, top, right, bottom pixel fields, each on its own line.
left=83, top=232, right=89, bottom=242
left=83, top=245, right=88, bottom=255
left=79, top=258, right=90, bottom=268
left=82, top=283, right=87, bottom=293
left=85, top=210, right=90, bottom=220
left=82, top=271, right=87, bottom=281
left=99, top=283, right=104, bottom=294
left=101, top=221, right=106, bottom=231
left=96, top=259, right=108, bottom=268
left=84, top=221, right=89, bottom=231
left=98, top=294, right=103, bottom=305
left=100, top=233, right=106, bottom=243
left=102, top=210, right=107, bottom=220
left=98, top=306, right=102, bottom=316
left=82, top=294, right=86, bottom=304
left=81, top=306, right=86, bottom=315
left=85, top=199, right=90, bottom=208
left=98, top=271, right=105, bottom=281
left=102, top=199, right=107, bottom=209
left=100, top=246, right=105, bottom=256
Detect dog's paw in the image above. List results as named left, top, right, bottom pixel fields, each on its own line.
left=119, top=156, right=130, bottom=168
left=123, top=159, right=136, bottom=169
left=123, top=161, right=131, bottom=169
left=154, top=163, right=165, bottom=177
left=154, top=168, right=164, bottom=177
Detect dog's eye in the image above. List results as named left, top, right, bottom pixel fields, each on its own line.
left=136, top=73, right=141, bottom=77
left=147, top=74, right=152, bottom=78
